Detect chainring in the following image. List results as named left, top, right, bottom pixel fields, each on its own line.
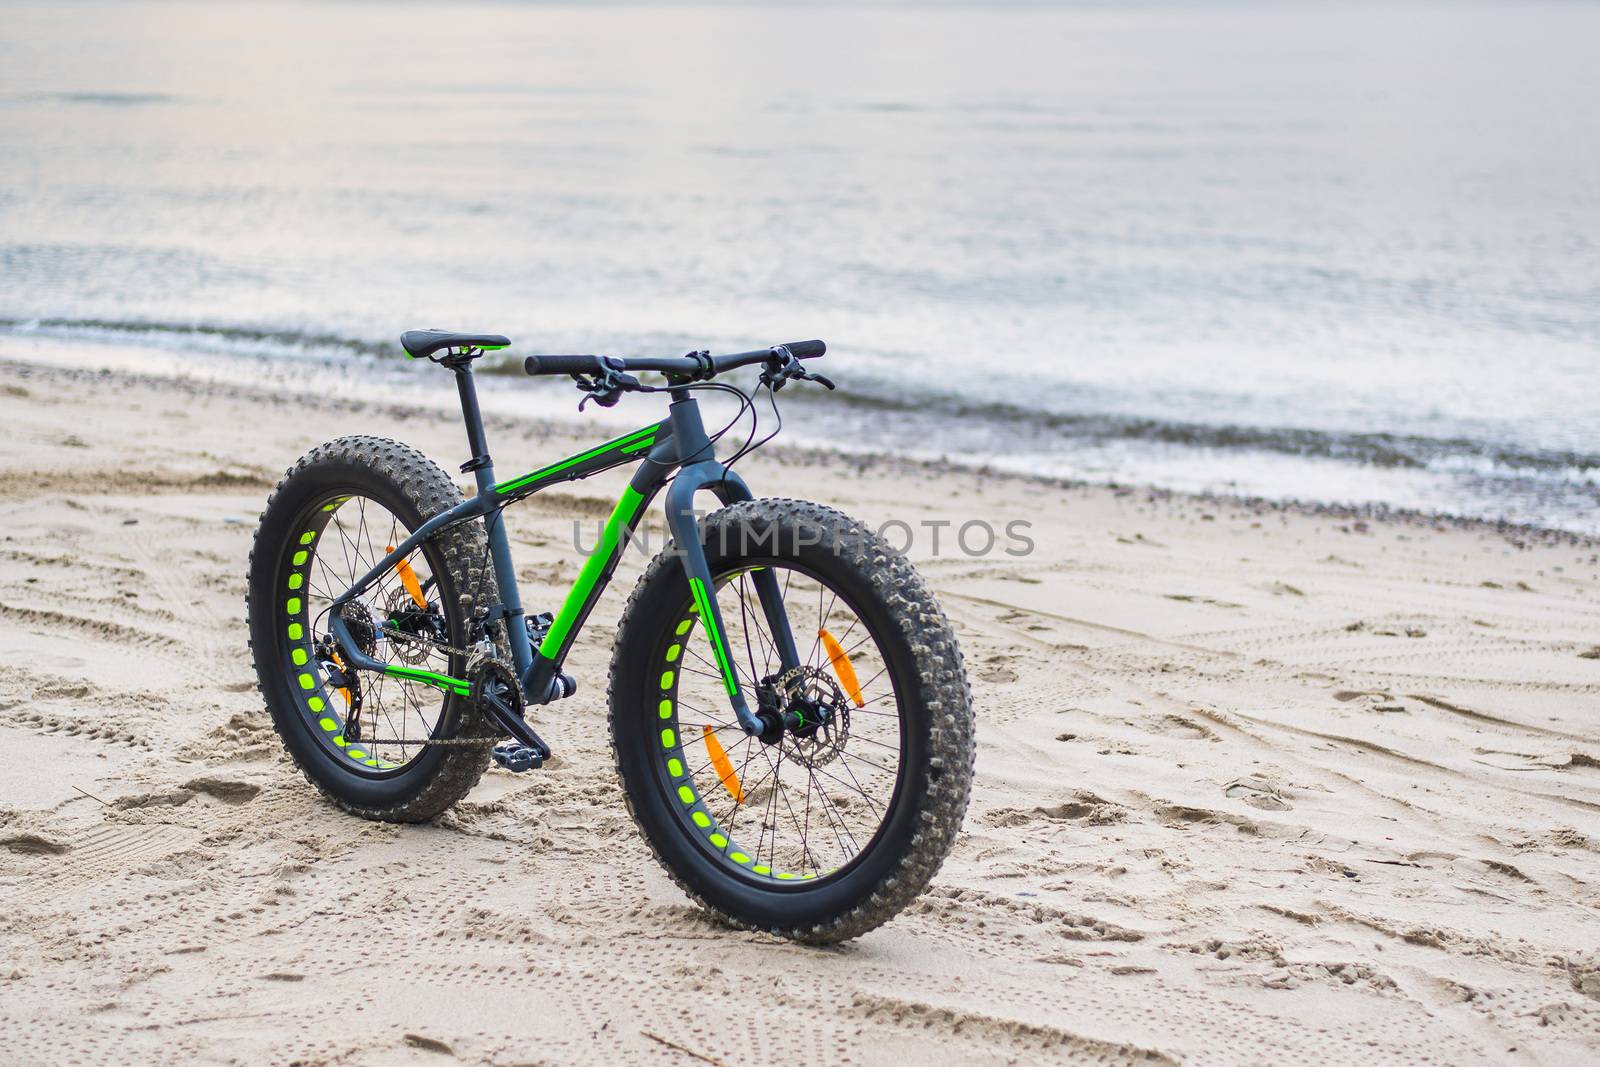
left=467, top=654, right=523, bottom=729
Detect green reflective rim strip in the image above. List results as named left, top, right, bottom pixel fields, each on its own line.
left=689, top=577, right=739, bottom=699
left=657, top=613, right=817, bottom=882
left=492, top=424, right=658, bottom=496
left=285, top=508, right=400, bottom=770
left=537, top=485, right=647, bottom=658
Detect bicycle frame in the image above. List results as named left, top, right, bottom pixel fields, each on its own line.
left=326, top=362, right=802, bottom=743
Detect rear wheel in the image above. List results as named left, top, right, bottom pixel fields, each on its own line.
left=609, top=498, right=975, bottom=943
left=247, top=436, right=496, bottom=821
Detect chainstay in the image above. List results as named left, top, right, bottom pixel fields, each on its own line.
left=354, top=628, right=515, bottom=748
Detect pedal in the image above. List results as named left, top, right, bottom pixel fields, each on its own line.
left=490, top=740, right=544, bottom=773
left=525, top=611, right=554, bottom=644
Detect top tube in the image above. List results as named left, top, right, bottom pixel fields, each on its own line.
left=492, top=421, right=666, bottom=499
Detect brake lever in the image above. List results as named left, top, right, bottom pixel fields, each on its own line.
left=760, top=353, right=834, bottom=393
left=763, top=367, right=836, bottom=394
left=574, top=369, right=640, bottom=411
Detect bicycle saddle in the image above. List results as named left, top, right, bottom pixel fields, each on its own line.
left=401, top=330, right=511, bottom=360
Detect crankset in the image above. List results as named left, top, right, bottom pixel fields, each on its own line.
left=467, top=654, right=551, bottom=772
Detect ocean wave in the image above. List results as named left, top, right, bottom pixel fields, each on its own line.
left=4, top=315, right=1594, bottom=505
left=798, top=378, right=1600, bottom=478
left=0, top=317, right=392, bottom=360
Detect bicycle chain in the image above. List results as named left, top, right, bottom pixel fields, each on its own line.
left=346, top=735, right=499, bottom=749
left=382, top=627, right=472, bottom=661
left=350, top=639, right=505, bottom=750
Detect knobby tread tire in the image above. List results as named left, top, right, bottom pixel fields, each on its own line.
left=247, top=435, right=493, bottom=822
left=607, top=498, right=975, bottom=943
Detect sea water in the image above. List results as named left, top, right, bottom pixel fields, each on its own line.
left=1, top=1, right=1596, bottom=530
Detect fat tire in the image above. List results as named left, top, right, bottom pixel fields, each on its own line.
left=607, top=498, right=975, bottom=943
left=246, top=435, right=493, bottom=822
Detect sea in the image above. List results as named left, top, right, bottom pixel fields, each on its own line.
left=2, top=1, right=1597, bottom=532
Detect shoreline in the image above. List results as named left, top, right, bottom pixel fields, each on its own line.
left=3, top=340, right=1595, bottom=552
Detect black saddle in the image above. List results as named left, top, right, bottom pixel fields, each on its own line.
left=401, top=330, right=511, bottom=361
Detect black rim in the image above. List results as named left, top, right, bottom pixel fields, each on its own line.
left=277, top=492, right=470, bottom=777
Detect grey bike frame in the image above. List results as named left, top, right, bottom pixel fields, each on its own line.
left=326, top=362, right=802, bottom=737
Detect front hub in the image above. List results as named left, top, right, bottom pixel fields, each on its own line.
left=752, top=666, right=851, bottom=761
left=753, top=681, right=786, bottom=745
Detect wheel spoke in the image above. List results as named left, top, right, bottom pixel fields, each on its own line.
left=669, top=564, right=903, bottom=881
left=294, top=493, right=453, bottom=772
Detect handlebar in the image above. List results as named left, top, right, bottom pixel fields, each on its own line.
left=521, top=354, right=612, bottom=376
left=524, top=340, right=825, bottom=380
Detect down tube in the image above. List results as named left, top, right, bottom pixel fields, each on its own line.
left=521, top=478, right=658, bottom=698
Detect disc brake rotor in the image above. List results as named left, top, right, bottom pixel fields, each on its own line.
left=781, top=665, right=851, bottom=767
left=384, top=586, right=435, bottom=664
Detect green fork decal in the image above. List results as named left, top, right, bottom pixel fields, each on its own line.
left=690, top=576, right=739, bottom=698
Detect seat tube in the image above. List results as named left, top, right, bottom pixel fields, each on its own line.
left=454, top=365, right=531, bottom=677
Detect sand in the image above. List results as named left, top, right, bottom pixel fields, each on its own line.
left=2, top=340, right=1598, bottom=1065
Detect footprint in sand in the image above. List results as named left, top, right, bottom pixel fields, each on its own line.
left=181, top=776, right=263, bottom=804
left=1146, top=714, right=1217, bottom=741
left=1163, top=593, right=1245, bottom=609
left=1224, top=777, right=1293, bottom=811
left=1332, top=690, right=1407, bottom=713
left=977, top=653, right=1019, bottom=684
left=0, top=830, right=70, bottom=856
left=985, top=791, right=1129, bottom=828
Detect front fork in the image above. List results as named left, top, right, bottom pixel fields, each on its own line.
left=662, top=462, right=802, bottom=736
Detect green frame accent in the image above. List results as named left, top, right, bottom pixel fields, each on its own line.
left=493, top=424, right=658, bottom=497
left=402, top=344, right=507, bottom=361
left=537, top=486, right=647, bottom=657
left=383, top=664, right=472, bottom=697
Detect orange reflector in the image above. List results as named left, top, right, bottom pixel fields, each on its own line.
left=387, top=544, right=428, bottom=609
left=818, top=628, right=865, bottom=708
left=702, top=725, right=744, bottom=805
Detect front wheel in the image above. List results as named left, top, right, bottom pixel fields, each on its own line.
left=608, top=498, right=975, bottom=943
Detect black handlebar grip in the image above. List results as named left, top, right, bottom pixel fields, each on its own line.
left=780, top=339, right=826, bottom=359
left=524, top=354, right=604, bottom=376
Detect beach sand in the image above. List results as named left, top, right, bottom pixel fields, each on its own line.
left=2, top=343, right=1598, bottom=1064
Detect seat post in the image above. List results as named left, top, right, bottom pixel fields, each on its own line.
left=452, top=363, right=494, bottom=493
